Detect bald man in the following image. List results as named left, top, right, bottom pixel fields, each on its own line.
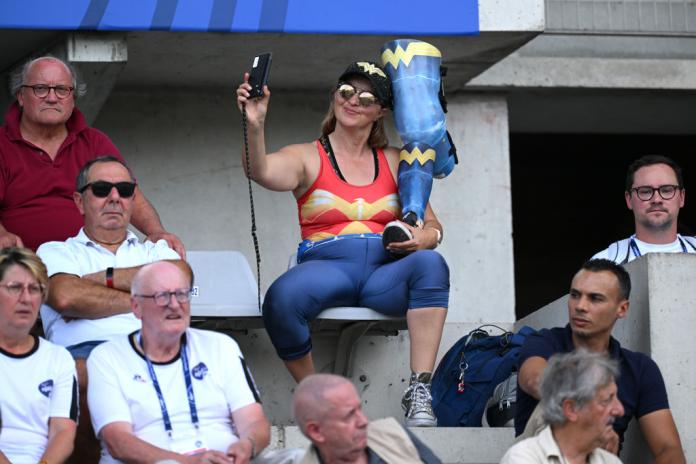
left=87, top=261, right=269, bottom=463
left=293, top=374, right=441, bottom=464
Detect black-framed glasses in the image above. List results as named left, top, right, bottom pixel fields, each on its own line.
left=336, top=83, right=379, bottom=107
left=21, top=84, right=74, bottom=99
left=0, top=282, right=45, bottom=298
left=630, top=184, right=681, bottom=201
left=134, top=288, right=191, bottom=307
left=79, top=181, right=137, bottom=198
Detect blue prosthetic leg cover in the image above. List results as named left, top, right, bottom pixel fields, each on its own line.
left=398, top=142, right=435, bottom=221
left=381, top=39, right=456, bottom=181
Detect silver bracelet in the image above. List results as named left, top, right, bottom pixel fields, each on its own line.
left=425, top=227, right=442, bottom=245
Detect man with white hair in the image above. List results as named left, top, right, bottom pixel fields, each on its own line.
left=292, top=373, right=441, bottom=464
left=501, top=350, right=624, bottom=463
left=0, top=55, right=183, bottom=254
left=87, top=261, right=270, bottom=463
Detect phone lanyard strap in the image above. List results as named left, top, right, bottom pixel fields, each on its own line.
left=629, top=236, right=688, bottom=259
left=139, top=331, right=199, bottom=437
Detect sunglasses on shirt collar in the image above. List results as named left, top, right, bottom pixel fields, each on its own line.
left=79, top=181, right=137, bottom=198
left=336, top=82, right=380, bottom=107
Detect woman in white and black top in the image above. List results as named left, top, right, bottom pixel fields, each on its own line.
left=0, top=247, right=77, bottom=464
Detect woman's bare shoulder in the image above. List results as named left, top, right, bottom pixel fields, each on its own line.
left=276, top=141, right=318, bottom=157
left=382, top=145, right=400, bottom=158
left=382, top=146, right=400, bottom=176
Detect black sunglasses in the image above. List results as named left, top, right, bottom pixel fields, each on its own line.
left=79, top=181, right=137, bottom=198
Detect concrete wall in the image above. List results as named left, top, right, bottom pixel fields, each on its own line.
left=93, top=89, right=517, bottom=424
left=515, top=253, right=696, bottom=463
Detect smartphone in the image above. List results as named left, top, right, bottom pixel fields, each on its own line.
left=248, top=53, right=272, bottom=98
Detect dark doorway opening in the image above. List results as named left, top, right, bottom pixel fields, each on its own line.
left=511, top=134, right=696, bottom=318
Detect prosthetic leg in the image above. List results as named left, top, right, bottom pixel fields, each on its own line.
left=380, top=39, right=457, bottom=248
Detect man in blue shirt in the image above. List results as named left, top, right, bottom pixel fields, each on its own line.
left=516, top=259, right=685, bottom=464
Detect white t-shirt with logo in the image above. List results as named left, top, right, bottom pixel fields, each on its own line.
left=87, top=328, right=259, bottom=463
left=592, top=234, right=696, bottom=264
left=0, top=337, right=77, bottom=463
left=37, top=228, right=180, bottom=347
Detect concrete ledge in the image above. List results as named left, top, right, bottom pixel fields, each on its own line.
left=469, top=55, right=696, bottom=90
left=270, top=425, right=516, bottom=464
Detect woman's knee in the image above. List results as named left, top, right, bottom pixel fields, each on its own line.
left=411, top=249, right=448, bottom=271
left=263, top=273, right=326, bottom=360
left=408, top=250, right=450, bottom=286
left=406, top=250, right=450, bottom=308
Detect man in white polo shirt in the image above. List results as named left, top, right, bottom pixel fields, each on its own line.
left=592, top=155, right=695, bottom=263
left=37, top=155, right=190, bottom=463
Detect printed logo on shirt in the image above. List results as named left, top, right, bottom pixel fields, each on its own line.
left=38, top=379, right=54, bottom=397
left=133, top=374, right=147, bottom=383
left=192, top=362, right=208, bottom=380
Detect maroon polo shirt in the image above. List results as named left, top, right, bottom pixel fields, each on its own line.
left=0, top=102, right=124, bottom=250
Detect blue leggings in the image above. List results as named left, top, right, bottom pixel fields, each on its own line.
left=262, top=237, right=450, bottom=360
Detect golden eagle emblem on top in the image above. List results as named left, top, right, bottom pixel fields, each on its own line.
left=355, top=62, right=387, bottom=78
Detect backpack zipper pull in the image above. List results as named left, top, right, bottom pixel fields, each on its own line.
left=457, top=371, right=465, bottom=393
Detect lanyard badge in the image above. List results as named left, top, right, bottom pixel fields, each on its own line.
left=139, top=331, right=208, bottom=454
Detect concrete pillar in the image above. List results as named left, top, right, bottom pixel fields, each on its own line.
left=431, top=94, right=517, bottom=370
left=435, top=93, right=515, bottom=325
left=66, top=32, right=127, bottom=125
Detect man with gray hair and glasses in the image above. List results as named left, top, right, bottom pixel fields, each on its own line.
left=87, top=261, right=270, bottom=463
left=0, top=55, right=184, bottom=255
left=501, top=350, right=624, bottom=464
left=592, top=155, right=695, bottom=263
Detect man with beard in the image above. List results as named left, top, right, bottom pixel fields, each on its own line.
left=515, top=259, right=684, bottom=463
left=502, top=350, right=624, bottom=464
left=292, top=374, right=441, bottom=464
left=592, top=155, right=695, bottom=263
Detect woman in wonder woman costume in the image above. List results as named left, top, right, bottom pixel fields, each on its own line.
left=236, top=61, right=449, bottom=427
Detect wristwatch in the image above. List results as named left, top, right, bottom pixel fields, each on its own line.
left=105, top=267, right=114, bottom=288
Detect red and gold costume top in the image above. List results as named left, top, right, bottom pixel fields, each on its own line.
left=297, top=140, right=400, bottom=242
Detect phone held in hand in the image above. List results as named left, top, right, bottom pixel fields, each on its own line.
left=248, top=53, right=272, bottom=98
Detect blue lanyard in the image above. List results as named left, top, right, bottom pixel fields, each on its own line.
left=629, top=236, right=688, bottom=259
left=139, top=331, right=199, bottom=437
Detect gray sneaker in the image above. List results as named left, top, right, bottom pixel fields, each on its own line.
left=402, top=373, right=437, bottom=427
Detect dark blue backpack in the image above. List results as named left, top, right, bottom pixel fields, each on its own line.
left=431, top=325, right=536, bottom=427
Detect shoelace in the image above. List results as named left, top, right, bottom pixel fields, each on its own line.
left=404, top=382, right=433, bottom=414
